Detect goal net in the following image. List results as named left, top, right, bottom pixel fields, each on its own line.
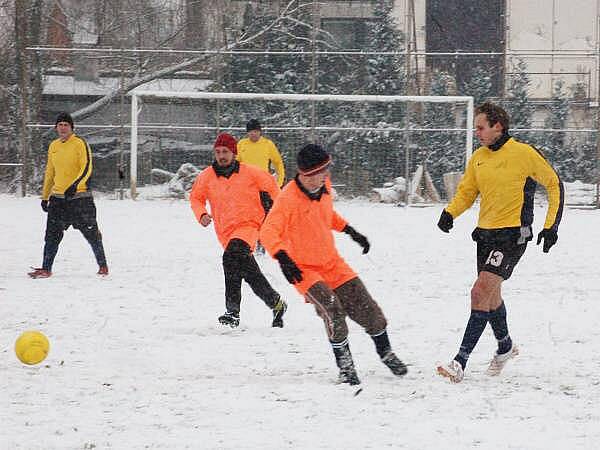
left=129, top=92, right=473, bottom=200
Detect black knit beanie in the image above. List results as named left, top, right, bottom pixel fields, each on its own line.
left=297, top=144, right=331, bottom=175
left=55, top=112, right=74, bottom=129
left=246, top=119, right=261, bottom=132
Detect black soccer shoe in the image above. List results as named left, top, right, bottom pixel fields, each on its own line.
left=271, top=299, right=287, bottom=328
left=338, top=367, right=361, bottom=386
left=382, top=351, right=408, bottom=376
left=218, top=312, right=240, bottom=328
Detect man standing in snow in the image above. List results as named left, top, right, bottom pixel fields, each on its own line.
left=260, top=143, right=407, bottom=386
left=237, top=119, right=286, bottom=188
left=28, top=112, right=108, bottom=279
left=190, top=132, right=287, bottom=328
left=436, top=102, right=564, bottom=383
left=237, top=118, right=286, bottom=255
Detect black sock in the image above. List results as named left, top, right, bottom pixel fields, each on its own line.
left=489, top=302, right=512, bottom=354
left=331, top=338, right=354, bottom=370
left=370, top=329, right=392, bottom=359
left=455, top=310, right=489, bottom=369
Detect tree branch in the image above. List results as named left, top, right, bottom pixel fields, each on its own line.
left=68, top=0, right=298, bottom=124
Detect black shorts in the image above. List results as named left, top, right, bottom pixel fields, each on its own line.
left=45, top=196, right=99, bottom=240
left=473, top=227, right=529, bottom=280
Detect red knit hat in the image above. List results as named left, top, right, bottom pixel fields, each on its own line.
left=214, top=133, right=237, bottom=154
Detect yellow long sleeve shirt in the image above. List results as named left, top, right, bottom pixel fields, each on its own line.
left=446, top=136, right=563, bottom=230
left=236, top=136, right=285, bottom=187
left=42, top=133, right=93, bottom=200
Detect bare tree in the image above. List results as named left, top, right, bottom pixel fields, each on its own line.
left=68, top=0, right=302, bottom=122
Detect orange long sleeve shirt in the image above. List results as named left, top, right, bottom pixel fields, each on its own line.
left=260, top=177, right=348, bottom=268
left=190, top=162, right=279, bottom=249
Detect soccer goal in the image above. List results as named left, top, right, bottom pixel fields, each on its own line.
left=129, top=91, right=474, bottom=200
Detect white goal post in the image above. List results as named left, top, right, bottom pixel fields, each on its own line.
left=129, top=91, right=474, bottom=198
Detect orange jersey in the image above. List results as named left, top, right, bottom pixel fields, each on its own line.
left=261, top=177, right=356, bottom=293
left=190, top=162, right=279, bottom=249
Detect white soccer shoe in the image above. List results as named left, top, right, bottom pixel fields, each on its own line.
left=486, top=344, right=519, bottom=376
left=436, top=360, right=464, bottom=383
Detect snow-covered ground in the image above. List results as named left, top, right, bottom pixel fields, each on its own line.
left=1, top=195, right=599, bottom=449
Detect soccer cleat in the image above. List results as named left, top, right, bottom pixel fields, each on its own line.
left=218, top=312, right=240, bottom=328
left=486, top=344, right=519, bottom=376
left=97, top=265, right=109, bottom=276
left=271, top=299, right=287, bottom=328
left=382, top=351, right=408, bottom=376
left=28, top=268, right=52, bottom=279
left=437, top=359, right=464, bottom=383
left=337, top=367, right=361, bottom=386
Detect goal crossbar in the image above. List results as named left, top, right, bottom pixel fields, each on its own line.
left=129, top=91, right=474, bottom=198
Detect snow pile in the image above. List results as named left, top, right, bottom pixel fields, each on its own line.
left=563, top=180, right=597, bottom=206
left=372, top=166, right=442, bottom=205
left=148, top=163, right=203, bottom=198
left=372, top=176, right=407, bottom=203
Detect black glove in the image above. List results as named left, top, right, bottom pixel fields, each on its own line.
left=260, top=191, right=274, bottom=214
left=64, top=183, right=77, bottom=199
left=343, top=225, right=370, bottom=254
left=437, top=209, right=454, bottom=233
left=41, top=200, right=48, bottom=213
left=536, top=228, right=558, bottom=253
left=275, top=250, right=303, bottom=284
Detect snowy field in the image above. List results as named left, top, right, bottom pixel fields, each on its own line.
left=1, top=194, right=599, bottom=450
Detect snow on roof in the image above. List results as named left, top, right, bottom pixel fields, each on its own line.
left=43, top=75, right=212, bottom=96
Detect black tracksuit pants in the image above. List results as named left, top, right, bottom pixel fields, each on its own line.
left=222, top=238, right=279, bottom=315
left=42, top=196, right=107, bottom=271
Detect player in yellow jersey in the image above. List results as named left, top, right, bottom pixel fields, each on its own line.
left=237, top=119, right=286, bottom=255
left=28, top=112, right=108, bottom=279
left=436, top=102, right=564, bottom=383
left=237, top=119, right=285, bottom=188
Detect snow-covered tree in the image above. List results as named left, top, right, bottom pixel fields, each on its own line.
left=457, top=62, right=493, bottom=105
left=505, top=59, right=534, bottom=132
left=336, top=0, right=406, bottom=190
left=544, top=79, right=569, bottom=150
left=415, top=70, right=464, bottom=195
left=361, top=0, right=405, bottom=97
left=216, top=1, right=314, bottom=129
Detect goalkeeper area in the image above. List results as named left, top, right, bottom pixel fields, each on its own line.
left=1, top=195, right=598, bottom=449
left=127, top=92, right=473, bottom=198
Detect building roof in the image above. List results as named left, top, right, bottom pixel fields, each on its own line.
left=43, top=75, right=212, bottom=96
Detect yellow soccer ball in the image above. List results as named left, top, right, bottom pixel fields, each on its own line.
left=15, top=331, right=50, bottom=365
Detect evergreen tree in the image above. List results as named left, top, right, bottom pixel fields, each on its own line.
left=362, top=0, right=405, bottom=97
left=505, top=59, right=534, bottom=131
left=216, top=3, right=358, bottom=132
left=207, top=2, right=318, bottom=165
left=544, top=79, right=569, bottom=150
left=539, top=80, right=568, bottom=176
left=417, top=70, right=464, bottom=195
left=339, top=0, right=406, bottom=190
left=570, top=134, right=598, bottom=183
left=457, top=61, right=493, bottom=105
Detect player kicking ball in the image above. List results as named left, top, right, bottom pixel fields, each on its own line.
left=436, top=102, right=563, bottom=383
left=260, top=143, right=407, bottom=386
